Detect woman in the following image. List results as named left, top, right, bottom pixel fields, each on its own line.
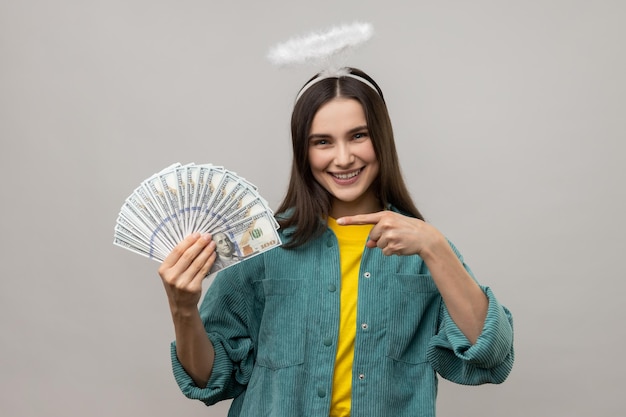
left=159, top=68, right=514, bottom=417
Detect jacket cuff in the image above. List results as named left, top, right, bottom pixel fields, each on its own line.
left=170, top=339, right=232, bottom=405
left=427, top=286, right=514, bottom=384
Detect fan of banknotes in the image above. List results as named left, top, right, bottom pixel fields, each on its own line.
left=113, top=162, right=282, bottom=275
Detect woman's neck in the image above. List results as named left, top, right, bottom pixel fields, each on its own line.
left=329, top=193, right=382, bottom=218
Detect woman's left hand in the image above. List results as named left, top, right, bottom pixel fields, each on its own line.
left=339, top=210, right=488, bottom=343
left=337, top=211, right=446, bottom=257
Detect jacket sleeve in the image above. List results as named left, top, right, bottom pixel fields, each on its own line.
left=427, top=286, right=514, bottom=385
left=170, top=260, right=258, bottom=405
left=426, top=243, right=514, bottom=385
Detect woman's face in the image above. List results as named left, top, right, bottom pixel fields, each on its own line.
left=308, top=97, right=380, bottom=218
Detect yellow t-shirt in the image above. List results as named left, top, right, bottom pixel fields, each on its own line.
left=327, top=217, right=373, bottom=417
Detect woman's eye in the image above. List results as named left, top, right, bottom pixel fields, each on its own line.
left=311, top=139, right=328, bottom=146
left=353, top=132, right=368, bottom=140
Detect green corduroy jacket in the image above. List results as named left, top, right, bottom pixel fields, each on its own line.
left=171, top=223, right=514, bottom=417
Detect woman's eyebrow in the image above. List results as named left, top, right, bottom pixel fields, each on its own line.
left=308, top=125, right=369, bottom=141
left=348, top=125, right=369, bottom=134
left=308, top=133, right=331, bottom=140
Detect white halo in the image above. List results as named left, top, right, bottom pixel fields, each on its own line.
left=267, top=22, right=374, bottom=67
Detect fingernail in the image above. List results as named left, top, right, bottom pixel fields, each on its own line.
left=201, top=233, right=212, bottom=241
left=337, top=218, right=346, bottom=225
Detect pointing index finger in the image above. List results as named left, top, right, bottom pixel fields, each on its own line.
left=336, top=211, right=385, bottom=226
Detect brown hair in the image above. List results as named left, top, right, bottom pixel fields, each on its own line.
left=276, top=68, right=423, bottom=248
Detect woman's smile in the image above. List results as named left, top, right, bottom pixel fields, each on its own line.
left=329, top=168, right=363, bottom=183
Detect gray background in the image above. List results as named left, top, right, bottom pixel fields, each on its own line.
left=2, top=1, right=624, bottom=416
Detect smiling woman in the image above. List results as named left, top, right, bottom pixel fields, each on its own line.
left=157, top=65, right=515, bottom=417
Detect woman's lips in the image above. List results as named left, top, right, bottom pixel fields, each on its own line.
left=330, top=168, right=362, bottom=184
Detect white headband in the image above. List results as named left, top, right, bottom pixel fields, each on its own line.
left=295, top=67, right=380, bottom=102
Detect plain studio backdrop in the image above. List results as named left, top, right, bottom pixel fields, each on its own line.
left=1, top=1, right=624, bottom=416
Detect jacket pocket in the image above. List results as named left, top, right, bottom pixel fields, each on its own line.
left=386, top=273, right=440, bottom=364
left=255, top=279, right=307, bottom=370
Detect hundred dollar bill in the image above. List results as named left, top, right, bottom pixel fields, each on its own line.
left=118, top=205, right=173, bottom=258
left=205, top=196, right=270, bottom=234
left=113, top=235, right=155, bottom=261
left=188, top=164, right=223, bottom=234
left=208, top=210, right=282, bottom=275
left=201, top=181, right=248, bottom=232
left=114, top=205, right=173, bottom=262
left=203, top=169, right=273, bottom=231
left=194, top=167, right=232, bottom=233
left=157, top=170, right=186, bottom=241
left=142, top=176, right=183, bottom=243
left=171, top=165, right=189, bottom=235
left=182, top=164, right=199, bottom=235
left=203, top=186, right=277, bottom=234
left=115, top=210, right=161, bottom=252
left=114, top=223, right=164, bottom=261
left=125, top=186, right=178, bottom=250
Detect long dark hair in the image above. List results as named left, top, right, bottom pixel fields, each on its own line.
left=276, top=68, right=423, bottom=248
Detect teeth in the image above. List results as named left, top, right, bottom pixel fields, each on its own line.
left=334, top=169, right=361, bottom=179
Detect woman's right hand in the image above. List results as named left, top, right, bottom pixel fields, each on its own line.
left=158, top=233, right=217, bottom=314
left=159, top=233, right=218, bottom=387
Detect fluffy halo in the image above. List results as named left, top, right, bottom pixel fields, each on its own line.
left=267, top=22, right=374, bottom=67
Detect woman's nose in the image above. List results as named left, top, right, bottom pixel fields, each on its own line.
left=334, top=142, right=355, bottom=167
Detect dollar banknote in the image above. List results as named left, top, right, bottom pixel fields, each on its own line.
left=113, top=162, right=282, bottom=275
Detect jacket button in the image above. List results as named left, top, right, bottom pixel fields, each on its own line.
left=323, top=337, right=333, bottom=346
left=363, top=271, right=371, bottom=278
left=327, top=284, right=336, bottom=292
left=317, top=388, right=326, bottom=398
